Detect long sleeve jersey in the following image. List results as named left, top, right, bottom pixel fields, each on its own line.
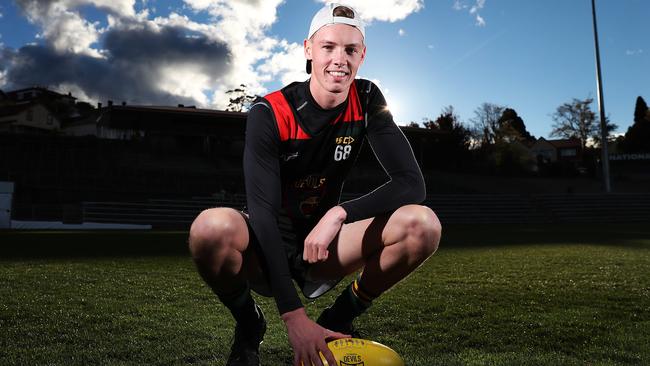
left=243, top=78, right=425, bottom=314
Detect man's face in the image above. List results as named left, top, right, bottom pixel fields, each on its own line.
left=305, top=24, right=366, bottom=96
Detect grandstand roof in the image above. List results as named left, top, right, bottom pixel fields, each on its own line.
left=97, top=104, right=246, bottom=136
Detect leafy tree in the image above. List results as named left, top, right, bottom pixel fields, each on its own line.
left=473, top=106, right=537, bottom=175
left=590, top=115, right=618, bottom=147
left=432, top=106, right=459, bottom=132
left=470, top=103, right=505, bottom=146
left=550, top=97, right=617, bottom=149
left=407, top=121, right=421, bottom=128
left=419, top=106, right=473, bottom=170
left=634, top=96, right=648, bottom=125
left=621, top=96, right=650, bottom=152
left=497, top=108, right=535, bottom=143
left=226, top=84, right=258, bottom=112
left=426, top=106, right=470, bottom=139
left=444, top=109, right=472, bottom=153
left=421, top=118, right=435, bottom=130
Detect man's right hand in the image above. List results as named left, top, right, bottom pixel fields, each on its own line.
left=281, top=307, right=350, bottom=366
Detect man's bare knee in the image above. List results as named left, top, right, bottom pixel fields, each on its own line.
left=188, top=207, right=247, bottom=260
left=394, top=205, right=442, bottom=259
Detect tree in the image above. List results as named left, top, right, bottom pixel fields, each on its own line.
left=432, top=105, right=459, bottom=132
left=225, top=84, right=258, bottom=112
left=497, top=108, right=535, bottom=143
left=634, top=96, right=648, bottom=125
left=589, top=115, right=618, bottom=147
left=470, top=103, right=505, bottom=146
left=621, top=96, right=650, bottom=152
left=421, top=118, right=435, bottom=130
left=440, top=106, right=472, bottom=152
left=426, top=106, right=469, bottom=135
left=550, top=97, right=616, bottom=149
left=420, top=106, right=473, bottom=170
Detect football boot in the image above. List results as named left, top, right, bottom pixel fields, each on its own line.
left=226, top=304, right=267, bottom=366
left=316, top=306, right=361, bottom=338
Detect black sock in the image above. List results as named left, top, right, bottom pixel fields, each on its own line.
left=328, top=278, right=377, bottom=324
left=217, top=283, right=259, bottom=325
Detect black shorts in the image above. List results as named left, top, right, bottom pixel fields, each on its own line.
left=239, top=210, right=342, bottom=299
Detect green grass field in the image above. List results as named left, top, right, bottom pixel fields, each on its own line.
left=1, top=224, right=649, bottom=365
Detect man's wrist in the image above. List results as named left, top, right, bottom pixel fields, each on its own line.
left=281, top=307, right=307, bottom=324
left=331, top=205, right=348, bottom=224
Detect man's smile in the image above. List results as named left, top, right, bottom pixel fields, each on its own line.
left=327, top=70, right=349, bottom=79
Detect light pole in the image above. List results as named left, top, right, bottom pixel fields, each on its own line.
left=591, top=0, right=611, bottom=192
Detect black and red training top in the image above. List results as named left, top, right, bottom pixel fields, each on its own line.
left=244, top=78, right=425, bottom=314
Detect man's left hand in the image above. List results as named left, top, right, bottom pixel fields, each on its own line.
left=303, top=206, right=347, bottom=263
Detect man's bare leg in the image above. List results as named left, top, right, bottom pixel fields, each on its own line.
left=189, top=208, right=251, bottom=294
left=188, top=207, right=266, bottom=366
left=309, top=204, right=442, bottom=332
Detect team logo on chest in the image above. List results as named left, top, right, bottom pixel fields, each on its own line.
left=334, top=135, right=355, bottom=162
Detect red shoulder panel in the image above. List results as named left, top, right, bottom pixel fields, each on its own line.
left=264, top=91, right=310, bottom=141
left=339, top=81, right=364, bottom=123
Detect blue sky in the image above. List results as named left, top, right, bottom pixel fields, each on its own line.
left=0, top=0, right=648, bottom=138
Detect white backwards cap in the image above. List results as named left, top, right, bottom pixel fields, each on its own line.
left=307, top=3, right=365, bottom=40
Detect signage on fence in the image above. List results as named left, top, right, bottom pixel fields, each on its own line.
left=609, top=153, right=650, bottom=161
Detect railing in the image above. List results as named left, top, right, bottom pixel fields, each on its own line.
left=75, top=193, right=650, bottom=229
left=82, top=195, right=246, bottom=229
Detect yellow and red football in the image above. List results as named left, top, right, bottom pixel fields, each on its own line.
left=320, top=338, right=405, bottom=366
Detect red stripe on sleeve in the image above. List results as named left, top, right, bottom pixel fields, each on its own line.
left=264, top=91, right=310, bottom=141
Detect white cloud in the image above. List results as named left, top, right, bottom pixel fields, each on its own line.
left=16, top=0, right=130, bottom=57
left=316, top=0, right=424, bottom=22
left=16, top=0, right=146, bottom=56
left=398, top=28, right=406, bottom=36
left=470, top=0, right=486, bottom=26
left=180, top=0, right=298, bottom=108
left=12, top=0, right=293, bottom=109
left=182, top=0, right=212, bottom=11
left=43, top=8, right=103, bottom=56
left=70, top=0, right=136, bottom=18
left=427, top=44, right=434, bottom=50
left=626, top=49, right=643, bottom=56
left=183, top=0, right=282, bottom=38
left=453, top=0, right=487, bottom=27
left=475, top=14, right=485, bottom=27
left=470, top=0, right=485, bottom=14
left=55, top=82, right=96, bottom=104
left=257, top=40, right=308, bottom=87
left=156, top=64, right=212, bottom=106
left=7, top=0, right=420, bottom=110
